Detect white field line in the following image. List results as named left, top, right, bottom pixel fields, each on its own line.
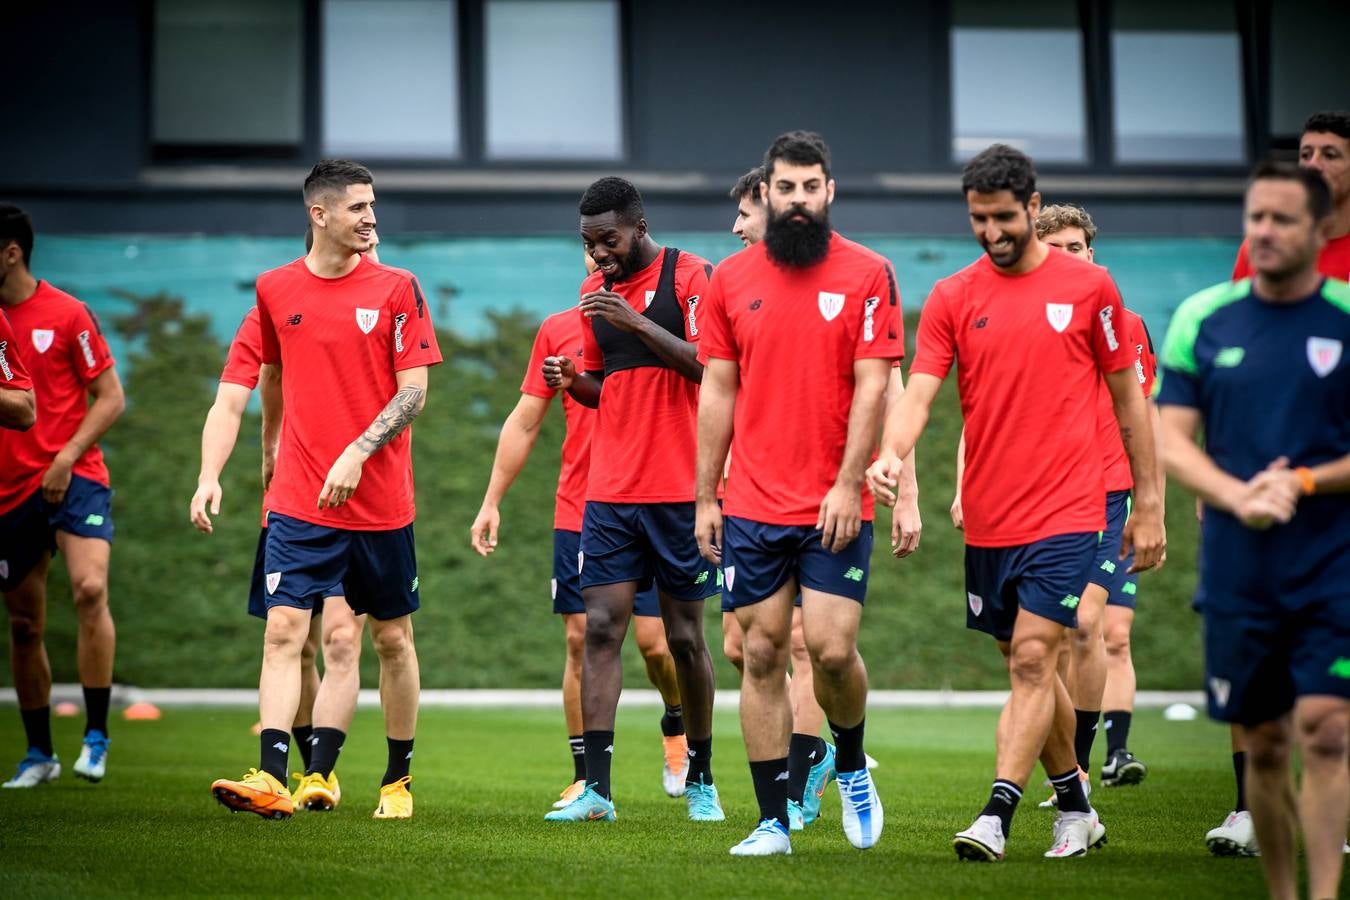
left=0, top=685, right=1205, bottom=710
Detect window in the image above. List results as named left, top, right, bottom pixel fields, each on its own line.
left=950, top=0, right=1086, bottom=164
left=1269, top=0, right=1350, bottom=139
left=321, top=0, right=461, bottom=159
left=1111, top=1, right=1244, bottom=164
left=153, top=0, right=303, bottom=148
left=484, top=0, right=622, bottom=160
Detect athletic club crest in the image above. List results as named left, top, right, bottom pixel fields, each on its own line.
left=577, top=551, right=584, bottom=574
left=355, top=308, right=380, bottom=334
left=265, top=572, right=281, bottom=595
left=724, top=566, right=736, bottom=593
left=1046, top=304, right=1073, bottom=333
left=818, top=292, right=845, bottom=322
left=967, top=592, right=983, bottom=616
left=31, top=329, right=54, bottom=353
left=643, top=290, right=656, bottom=311
left=1307, top=337, right=1342, bottom=377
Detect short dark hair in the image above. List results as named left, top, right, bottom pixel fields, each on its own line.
left=0, top=204, right=34, bottom=268
left=303, top=159, right=373, bottom=206
left=1303, top=110, right=1350, bottom=142
left=763, top=131, right=832, bottom=180
left=730, top=167, right=766, bottom=201
left=578, top=176, right=644, bottom=225
left=1250, top=160, right=1333, bottom=221
left=961, top=144, right=1038, bottom=206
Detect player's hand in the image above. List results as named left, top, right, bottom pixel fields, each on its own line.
left=470, top=504, right=500, bottom=557
left=580, top=289, right=645, bottom=333
left=41, top=452, right=75, bottom=505
left=318, top=445, right=366, bottom=509
left=1121, top=503, right=1166, bottom=573
left=865, top=454, right=903, bottom=508
left=891, top=492, right=922, bottom=558
left=190, top=479, right=223, bottom=534
left=543, top=355, right=576, bottom=390
left=695, top=498, right=723, bottom=565
left=818, top=482, right=862, bottom=553
left=949, top=493, right=964, bottom=530
left=1248, top=456, right=1303, bottom=509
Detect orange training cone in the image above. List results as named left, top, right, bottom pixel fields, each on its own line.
left=123, top=701, right=162, bottom=721
left=54, top=701, right=80, bottom=717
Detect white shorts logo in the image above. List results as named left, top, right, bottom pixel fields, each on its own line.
left=1098, top=306, right=1120, bottom=351
left=576, top=551, right=584, bottom=574
left=1308, top=337, right=1342, bottom=377
left=686, top=296, right=699, bottom=336
left=1046, top=304, right=1073, bottom=333
left=0, top=560, right=8, bottom=580
left=77, top=330, right=96, bottom=368
left=818, top=292, right=845, bottom=322
left=265, top=572, right=282, bottom=595
left=863, top=296, right=880, bottom=342
left=1209, top=676, right=1231, bottom=709
left=355, top=308, right=380, bottom=334
left=31, top=329, right=54, bottom=354
left=967, top=592, right=983, bottom=616
left=550, top=578, right=558, bottom=600
left=724, top=566, right=736, bottom=593
left=644, top=290, right=656, bottom=311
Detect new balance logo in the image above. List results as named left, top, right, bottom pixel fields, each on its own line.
left=695, top=571, right=709, bottom=585
left=286, top=314, right=303, bottom=326
left=1099, top=559, right=1117, bottom=574
left=1328, top=658, right=1350, bottom=680
left=774, top=771, right=789, bottom=782
left=1060, top=594, right=1080, bottom=609
left=272, top=741, right=289, bottom=753
left=807, top=750, right=817, bottom=761
left=843, top=567, right=864, bottom=582
left=973, top=317, right=988, bottom=329
left=85, top=514, right=104, bottom=526
left=604, top=745, right=614, bottom=754
left=410, top=576, right=419, bottom=592
left=749, top=299, right=762, bottom=311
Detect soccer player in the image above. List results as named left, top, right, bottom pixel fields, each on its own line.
left=0, top=308, right=35, bottom=430
left=469, top=251, right=690, bottom=806
left=0, top=204, right=125, bottom=788
left=1208, top=109, right=1350, bottom=858
left=190, top=297, right=368, bottom=796
left=696, top=130, right=906, bottom=856
left=1157, top=161, right=1349, bottom=900
left=209, top=160, right=441, bottom=820
left=867, top=144, right=1165, bottom=861
left=541, top=177, right=723, bottom=823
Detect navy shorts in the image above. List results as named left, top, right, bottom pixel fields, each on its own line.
left=263, top=513, right=419, bottom=621
left=0, top=477, right=113, bottom=592
left=553, top=529, right=660, bottom=616
left=1087, top=490, right=1138, bottom=609
left=1202, top=593, right=1350, bottom=725
left=721, top=516, right=872, bottom=609
left=579, top=502, right=719, bottom=601
left=964, top=532, right=1099, bottom=641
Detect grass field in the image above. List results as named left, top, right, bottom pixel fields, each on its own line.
left=0, top=706, right=1269, bottom=898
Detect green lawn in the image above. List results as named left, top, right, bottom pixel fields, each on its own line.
left=0, top=706, right=1268, bottom=898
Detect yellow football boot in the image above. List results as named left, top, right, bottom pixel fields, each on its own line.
left=293, top=770, right=341, bottom=812
left=211, top=768, right=294, bottom=819
left=373, top=775, right=413, bottom=820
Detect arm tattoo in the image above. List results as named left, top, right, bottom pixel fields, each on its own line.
left=1119, top=425, right=1135, bottom=464
left=354, top=384, right=426, bottom=455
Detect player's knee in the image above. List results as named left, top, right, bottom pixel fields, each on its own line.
left=808, top=640, right=856, bottom=679
left=565, top=628, right=586, bottom=662
left=8, top=611, right=44, bottom=648
left=789, top=624, right=810, bottom=662
left=1007, top=639, right=1057, bottom=686
left=1104, top=624, right=1131, bottom=659
left=1297, top=707, right=1349, bottom=765
left=722, top=634, right=745, bottom=671
left=742, top=631, right=788, bottom=681
left=663, top=626, right=703, bottom=662
left=299, top=636, right=318, bottom=667
left=70, top=575, right=108, bottom=614
left=1244, top=722, right=1293, bottom=770
left=323, top=627, right=361, bottom=672
left=263, top=616, right=307, bottom=657
left=584, top=608, right=625, bottom=652
left=370, top=621, right=413, bottom=661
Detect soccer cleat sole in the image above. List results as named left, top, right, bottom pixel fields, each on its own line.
left=74, top=770, right=103, bottom=784
left=953, top=837, right=1001, bottom=862
left=1207, top=837, right=1258, bottom=858
left=1102, top=762, right=1147, bottom=787
left=212, top=785, right=292, bottom=820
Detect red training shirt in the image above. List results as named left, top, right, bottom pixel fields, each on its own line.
left=699, top=234, right=905, bottom=525
left=911, top=250, right=1133, bottom=547
left=257, top=256, right=442, bottom=530
left=1096, top=309, right=1157, bottom=492
left=521, top=309, right=593, bottom=531
left=580, top=249, right=711, bottom=503
left=0, top=282, right=116, bottom=516
left=221, top=306, right=263, bottom=390
left=1232, top=232, right=1350, bottom=282
left=0, top=310, right=33, bottom=392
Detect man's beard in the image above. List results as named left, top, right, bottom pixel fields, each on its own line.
left=763, top=203, right=832, bottom=268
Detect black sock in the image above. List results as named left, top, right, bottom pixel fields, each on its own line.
left=1233, top=751, right=1248, bottom=812
left=259, top=729, right=290, bottom=783
left=383, top=738, right=414, bottom=786
left=583, top=730, right=615, bottom=799
left=829, top=718, right=866, bottom=773
left=1073, top=709, right=1099, bottom=773
left=1103, top=710, right=1132, bottom=754
left=981, top=779, right=1022, bottom=838
left=1049, top=768, right=1090, bottom=814
left=20, top=706, right=53, bottom=757
left=82, top=686, right=111, bottom=736
left=787, top=733, right=827, bottom=804
left=750, top=757, right=790, bottom=830
left=569, top=735, right=585, bottom=781
left=660, top=704, right=685, bottom=737
left=292, top=724, right=314, bottom=770
left=686, top=736, right=714, bottom=786
left=306, top=727, right=345, bottom=778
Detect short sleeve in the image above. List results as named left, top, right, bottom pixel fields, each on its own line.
left=854, top=261, right=905, bottom=361
left=909, top=282, right=957, bottom=379
left=1091, top=275, right=1133, bottom=375
left=695, top=267, right=737, bottom=364
left=0, top=311, right=32, bottom=391
left=1136, top=317, right=1159, bottom=399
left=677, top=258, right=713, bottom=343
left=221, top=307, right=263, bottom=389
left=1155, top=302, right=1203, bottom=407
left=257, top=287, right=280, bottom=365
left=1231, top=241, right=1252, bottom=281
left=581, top=303, right=603, bottom=375
left=520, top=317, right=559, bottom=398
left=66, top=302, right=115, bottom=386
left=390, top=276, right=443, bottom=371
